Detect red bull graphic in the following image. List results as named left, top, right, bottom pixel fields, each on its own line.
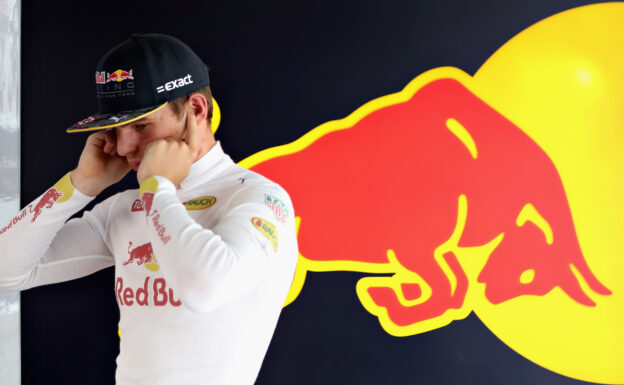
left=0, top=173, right=75, bottom=233
left=115, top=277, right=181, bottom=307
left=106, top=69, right=134, bottom=83
left=238, top=4, right=623, bottom=383
left=0, top=207, right=30, bottom=235
left=246, top=70, right=610, bottom=321
left=123, top=241, right=159, bottom=271
left=30, top=188, right=62, bottom=222
left=149, top=210, right=172, bottom=245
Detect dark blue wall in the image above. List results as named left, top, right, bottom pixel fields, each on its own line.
left=21, top=1, right=606, bottom=384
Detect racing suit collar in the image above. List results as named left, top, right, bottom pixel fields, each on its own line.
left=178, top=141, right=233, bottom=192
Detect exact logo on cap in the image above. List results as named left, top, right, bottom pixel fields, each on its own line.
left=156, top=74, right=193, bottom=93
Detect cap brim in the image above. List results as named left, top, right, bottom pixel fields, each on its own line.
left=66, top=102, right=169, bottom=133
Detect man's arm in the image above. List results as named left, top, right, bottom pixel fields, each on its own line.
left=138, top=176, right=297, bottom=313
left=0, top=124, right=131, bottom=291
left=0, top=173, right=115, bottom=291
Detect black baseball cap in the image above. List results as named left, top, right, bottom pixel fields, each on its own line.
left=67, top=33, right=210, bottom=133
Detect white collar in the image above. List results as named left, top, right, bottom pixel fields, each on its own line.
left=177, top=141, right=234, bottom=192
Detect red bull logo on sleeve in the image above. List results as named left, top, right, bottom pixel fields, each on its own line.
left=30, top=188, right=63, bottom=222
left=0, top=173, right=75, bottom=232
left=30, top=173, right=75, bottom=223
left=237, top=4, right=623, bottom=383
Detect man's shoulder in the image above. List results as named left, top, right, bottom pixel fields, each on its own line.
left=214, top=165, right=295, bottom=227
left=209, top=163, right=289, bottom=197
left=196, top=163, right=292, bottom=214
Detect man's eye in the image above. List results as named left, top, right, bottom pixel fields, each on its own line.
left=135, top=123, right=148, bottom=129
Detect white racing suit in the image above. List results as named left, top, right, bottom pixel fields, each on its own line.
left=0, top=142, right=298, bottom=385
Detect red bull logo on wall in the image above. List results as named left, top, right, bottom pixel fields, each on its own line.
left=235, top=3, right=622, bottom=384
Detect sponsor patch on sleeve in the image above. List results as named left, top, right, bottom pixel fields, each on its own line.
left=251, top=217, right=279, bottom=252
left=264, top=194, right=289, bottom=223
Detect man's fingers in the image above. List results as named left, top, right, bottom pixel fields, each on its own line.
left=184, top=106, right=199, bottom=152
left=103, top=129, right=117, bottom=155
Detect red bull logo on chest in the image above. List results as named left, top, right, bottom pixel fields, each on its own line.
left=123, top=241, right=160, bottom=272
left=115, top=276, right=181, bottom=307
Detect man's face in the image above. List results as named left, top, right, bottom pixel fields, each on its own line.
left=114, top=105, right=186, bottom=171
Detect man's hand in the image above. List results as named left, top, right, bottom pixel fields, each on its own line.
left=70, top=130, right=131, bottom=196
left=137, top=107, right=199, bottom=186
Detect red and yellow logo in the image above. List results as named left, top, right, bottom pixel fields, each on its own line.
left=236, top=3, right=623, bottom=384
left=183, top=196, right=217, bottom=210
left=123, top=241, right=159, bottom=271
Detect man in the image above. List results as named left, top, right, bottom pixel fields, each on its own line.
left=0, top=33, right=298, bottom=384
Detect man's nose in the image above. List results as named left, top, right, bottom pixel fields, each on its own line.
left=115, top=126, right=138, bottom=156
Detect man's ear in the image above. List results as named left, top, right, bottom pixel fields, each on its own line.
left=187, top=93, right=208, bottom=124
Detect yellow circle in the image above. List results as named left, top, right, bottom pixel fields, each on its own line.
left=211, top=96, right=221, bottom=134
left=472, top=3, right=624, bottom=383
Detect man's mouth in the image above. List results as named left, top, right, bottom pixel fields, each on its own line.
left=129, top=161, right=140, bottom=171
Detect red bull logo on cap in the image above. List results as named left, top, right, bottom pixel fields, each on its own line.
left=103, top=69, right=134, bottom=83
